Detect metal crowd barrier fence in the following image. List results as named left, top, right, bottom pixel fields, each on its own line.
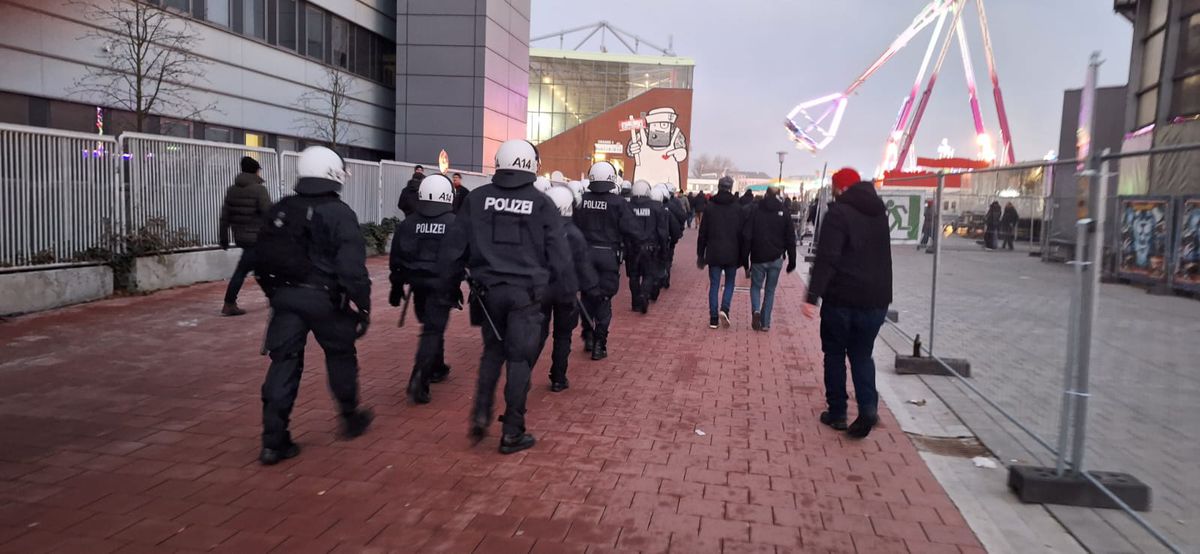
left=0, top=123, right=123, bottom=270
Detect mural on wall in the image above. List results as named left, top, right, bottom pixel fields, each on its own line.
left=626, top=107, right=688, bottom=188
left=1118, top=197, right=1171, bottom=283
left=1174, top=197, right=1200, bottom=291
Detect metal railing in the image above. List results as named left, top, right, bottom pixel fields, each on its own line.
left=0, top=124, right=123, bottom=269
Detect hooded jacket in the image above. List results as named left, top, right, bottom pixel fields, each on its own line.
left=293, top=177, right=372, bottom=310
left=397, top=172, right=425, bottom=216
left=697, top=190, right=745, bottom=267
left=219, top=172, right=272, bottom=247
left=437, top=170, right=572, bottom=293
left=743, top=194, right=797, bottom=266
left=1001, top=205, right=1019, bottom=227
left=691, top=193, right=708, bottom=213
left=806, top=182, right=892, bottom=309
left=551, top=217, right=598, bottom=303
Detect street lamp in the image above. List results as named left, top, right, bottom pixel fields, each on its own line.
left=776, top=151, right=788, bottom=184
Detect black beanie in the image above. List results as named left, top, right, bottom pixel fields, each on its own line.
left=240, top=156, right=261, bottom=174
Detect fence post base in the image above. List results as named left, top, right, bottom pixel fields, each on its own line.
left=894, top=355, right=971, bottom=377
left=1007, top=465, right=1151, bottom=511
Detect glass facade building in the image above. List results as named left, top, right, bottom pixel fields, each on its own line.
left=527, top=48, right=694, bottom=144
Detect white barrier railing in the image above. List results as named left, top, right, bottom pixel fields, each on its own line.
left=1, top=123, right=498, bottom=272
left=0, top=123, right=122, bottom=269
left=123, top=133, right=282, bottom=247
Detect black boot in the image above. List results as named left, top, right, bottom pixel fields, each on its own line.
left=468, top=408, right=490, bottom=445
left=258, top=442, right=300, bottom=466
left=340, top=409, right=374, bottom=439
left=583, top=331, right=594, bottom=352
left=499, top=433, right=536, bottom=454
left=428, top=365, right=451, bottom=383
left=407, top=371, right=431, bottom=404
left=550, top=376, right=569, bottom=392
left=819, top=411, right=848, bottom=431
left=846, top=414, right=878, bottom=439
left=591, top=340, right=608, bottom=361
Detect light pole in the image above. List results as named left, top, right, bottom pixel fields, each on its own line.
left=776, top=151, right=788, bottom=184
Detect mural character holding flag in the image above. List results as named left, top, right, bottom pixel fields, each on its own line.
left=626, top=107, right=688, bottom=188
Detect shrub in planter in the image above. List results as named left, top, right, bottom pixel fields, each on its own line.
left=74, top=218, right=200, bottom=290
left=361, top=217, right=401, bottom=256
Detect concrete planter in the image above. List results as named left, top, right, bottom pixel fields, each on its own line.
left=130, top=249, right=242, bottom=292
left=0, top=265, right=114, bottom=316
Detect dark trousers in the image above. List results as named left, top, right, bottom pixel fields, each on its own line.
left=224, top=246, right=256, bottom=304
left=658, top=243, right=676, bottom=293
left=261, top=287, right=360, bottom=449
left=1002, top=224, right=1016, bottom=250
left=475, top=285, right=544, bottom=437
left=411, top=288, right=452, bottom=386
left=626, top=247, right=658, bottom=310
left=536, top=299, right=578, bottom=383
left=581, top=247, right=619, bottom=342
left=819, top=305, right=887, bottom=420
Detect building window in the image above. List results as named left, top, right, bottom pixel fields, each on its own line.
left=1149, top=0, right=1170, bottom=32
left=1174, top=74, right=1200, bottom=117
left=305, top=6, right=324, bottom=61
left=203, top=0, right=228, bottom=26
left=353, top=26, right=371, bottom=77
left=160, top=118, right=192, bottom=138
left=1179, top=13, right=1200, bottom=76
left=332, top=17, right=350, bottom=68
left=162, top=0, right=189, bottom=13
left=277, top=0, right=297, bottom=50
left=1136, top=89, right=1159, bottom=126
left=1142, top=29, right=1165, bottom=90
left=244, top=132, right=265, bottom=148
left=243, top=0, right=265, bottom=39
left=204, top=126, right=232, bottom=143
left=276, top=137, right=298, bottom=152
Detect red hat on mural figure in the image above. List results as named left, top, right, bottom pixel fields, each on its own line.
left=831, top=167, right=861, bottom=194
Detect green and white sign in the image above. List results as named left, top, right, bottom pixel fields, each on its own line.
left=879, top=192, right=926, bottom=243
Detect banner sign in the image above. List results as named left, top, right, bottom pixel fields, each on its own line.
left=1117, top=196, right=1172, bottom=284
left=1173, top=197, right=1200, bottom=291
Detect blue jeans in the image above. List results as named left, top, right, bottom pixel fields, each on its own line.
left=820, top=305, right=887, bottom=420
left=749, top=257, right=783, bottom=328
left=708, top=265, right=737, bottom=318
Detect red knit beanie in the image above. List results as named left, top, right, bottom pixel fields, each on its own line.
left=831, top=167, right=861, bottom=193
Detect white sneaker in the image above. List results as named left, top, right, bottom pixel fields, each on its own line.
left=719, top=310, right=731, bottom=329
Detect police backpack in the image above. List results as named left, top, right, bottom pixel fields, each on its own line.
left=253, top=195, right=335, bottom=289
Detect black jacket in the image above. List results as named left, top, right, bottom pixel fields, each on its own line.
left=743, top=195, right=797, bottom=266
left=806, top=182, right=892, bottom=309
left=697, top=190, right=745, bottom=267
left=437, top=170, right=572, bottom=292
left=453, top=186, right=470, bottom=213
left=739, top=191, right=755, bottom=206
left=293, top=177, right=372, bottom=310
left=397, top=173, right=424, bottom=216
left=551, top=218, right=598, bottom=303
left=628, top=196, right=670, bottom=253
left=665, top=197, right=687, bottom=242
left=389, top=206, right=459, bottom=292
left=574, top=181, right=640, bottom=248
left=219, top=172, right=272, bottom=247
left=1001, top=206, right=1019, bottom=227
left=691, top=194, right=708, bottom=213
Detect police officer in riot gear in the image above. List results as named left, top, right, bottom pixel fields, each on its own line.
left=256, top=146, right=373, bottom=466
left=536, top=186, right=598, bottom=392
left=438, top=139, right=572, bottom=454
left=626, top=180, right=669, bottom=313
left=389, top=174, right=462, bottom=404
left=653, top=184, right=685, bottom=295
left=574, top=161, right=639, bottom=360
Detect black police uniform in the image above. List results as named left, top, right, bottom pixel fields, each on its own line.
left=438, top=170, right=572, bottom=449
left=626, top=195, right=669, bottom=313
left=660, top=195, right=687, bottom=291
left=260, top=176, right=372, bottom=461
left=572, top=181, right=640, bottom=358
left=534, top=215, right=598, bottom=390
left=389, top=200, right=462, bottom=404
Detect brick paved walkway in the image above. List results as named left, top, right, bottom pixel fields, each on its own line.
left=0, top=234, right=982, bottom=553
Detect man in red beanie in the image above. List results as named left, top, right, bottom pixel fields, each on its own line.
left=803, top=167, right=893, bottom=439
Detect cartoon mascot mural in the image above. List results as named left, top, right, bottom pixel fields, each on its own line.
left=627, top=107, right=688, bottom=188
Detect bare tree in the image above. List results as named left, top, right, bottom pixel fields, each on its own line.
left=68, top=0, right=214, bottom=132
left=295, top=68, right=357, bottom=150
left=690, top=153, right=737, bottom=177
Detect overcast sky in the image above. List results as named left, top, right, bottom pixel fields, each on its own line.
left=529, top=0, right=1133, bottom=177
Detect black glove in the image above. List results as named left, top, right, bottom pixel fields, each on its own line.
left=786, top=259, right=797, bottom=274
left=696, top=258, right=706, bottom=270
left=389, top=286, right=403, bottom=307
left=354, top=309, right=370, bottom=339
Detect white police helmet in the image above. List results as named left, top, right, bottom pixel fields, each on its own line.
left=620, top=180, right=632, bottom=194
left=534, top=176, right=552, bottom=193
left=650, top=184, right=667, bottom=203
left=545, top=186, right=574, bottom=217
left=297, top=146, right=348, bottom=184
left=588, top=161, right=617, bottom=182
left=495, top=140, right=539, bottom=174
left=418, top=174, right=454, bottom=204
left=632, top=180, right=651, bottom=197
left=549, top=170, right=567, bottom=186
left=567, top=180, right=585, bottom=207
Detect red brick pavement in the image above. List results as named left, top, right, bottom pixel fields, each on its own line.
left=0, top=233, right=983, bottom=553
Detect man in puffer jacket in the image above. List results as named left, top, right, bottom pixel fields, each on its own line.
left=696, top=176, right=745, bottom=329
left=741, top=186, right=796, bottom=332
left=218, top=156, right=273, bottom=316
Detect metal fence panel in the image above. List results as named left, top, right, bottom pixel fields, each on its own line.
left=122, top=133, right=281, bottom=247
left=343, top=159, right=381, bottom=224
left=0, top=123, right=122, bottom=269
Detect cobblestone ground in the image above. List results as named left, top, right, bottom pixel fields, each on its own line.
left=0, top=234, right=982, bottom=553
left=888, top=237, right=1200, bottom=552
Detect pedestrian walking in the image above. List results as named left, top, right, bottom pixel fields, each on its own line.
left=438, top=140, right=573, bottom=454
left=742, top=186, right=797, bottom=332
left=397, top=164, right=425, bottom=216
left=218, top=156, right=273, bottom=316
left=656, top=184, right=686, bottom=292
left=697, top=176, right=745, bottom=329
left=684, top=192, right=695, bottom=228
left=1001, top=202, right=1020, bottom=250
left=626, top=181, right=669, bottom=313
left=918, top=199, right=935, bottom=251
left=253, top=146, right=374, bottom=465
left=803, top=167, right=892, bottom=440
left=983, top=201, right=1001, bottom=250
left=691, top=190, right=708, bottom=227
left=536, top=186, right=598, bottom=392
left=389, top=174, right=462, bottom=405
left=574, top=161, right=640, bottom=360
